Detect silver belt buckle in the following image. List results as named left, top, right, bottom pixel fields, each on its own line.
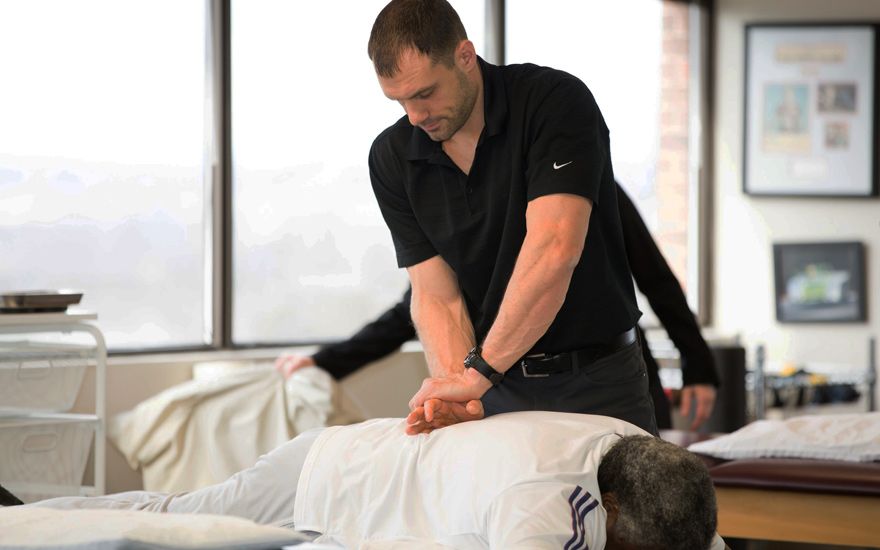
left=521, top=354, right=550, bottom=378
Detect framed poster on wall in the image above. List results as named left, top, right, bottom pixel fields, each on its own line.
left=744, top=24, right=879, bottom=197
left=773, top=241, right=866, bottom=323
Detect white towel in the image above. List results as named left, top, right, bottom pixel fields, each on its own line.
left=108, top=365, right=364, bottom=492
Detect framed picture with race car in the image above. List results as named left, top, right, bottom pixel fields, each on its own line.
left=773, top=241, right=866, bottom=322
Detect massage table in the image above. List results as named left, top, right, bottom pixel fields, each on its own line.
left=661, top=430, right=880, bottom=548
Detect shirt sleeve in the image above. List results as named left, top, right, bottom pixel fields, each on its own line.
left=616, top=184, right=720, bottom=387
left=313, top=287, right=416, bottom=378
left=486, top=482, right=605, bottom=550
left=523, top=76, right=608, bottom=206
left=368, top=139, right=438, bottom=268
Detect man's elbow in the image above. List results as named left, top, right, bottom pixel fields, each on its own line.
left=548, top=238, right=584, bottom=274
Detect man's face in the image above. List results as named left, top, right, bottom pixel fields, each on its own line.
left=376, top=48, right=479, bottom=142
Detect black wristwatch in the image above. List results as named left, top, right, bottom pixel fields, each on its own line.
left=463, top=347, right=504, bottom=386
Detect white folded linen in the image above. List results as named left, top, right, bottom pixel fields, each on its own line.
left=687, top=411, right=880, bottom=462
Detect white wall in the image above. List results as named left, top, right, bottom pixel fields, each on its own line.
left=712, top=0, right=879, bottom=385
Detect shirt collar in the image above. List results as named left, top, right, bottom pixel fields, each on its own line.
left=405, top=56, right=508, bottom=161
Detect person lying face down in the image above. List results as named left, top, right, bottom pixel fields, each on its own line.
left=20, top=409, right=725, bottom=550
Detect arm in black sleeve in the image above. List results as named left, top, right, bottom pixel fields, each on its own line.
left=616, top=183, right=720, bottom=387
left=312, top=287, right=417, bottom=380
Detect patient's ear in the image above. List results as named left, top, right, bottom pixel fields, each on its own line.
left=603, top=493, right=648, bottom=550
left=601, top=492, right=619, bottom=528
left=603, top=492, right=631, bottom=550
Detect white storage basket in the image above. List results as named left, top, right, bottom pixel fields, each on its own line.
left=0, top=343, right=91, bottom=416
left=0, top=414, right=97, bottom=503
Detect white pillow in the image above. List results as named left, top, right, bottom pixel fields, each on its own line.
left=687, top=412, right=880, bottom=462
left=0, top=506, right=312, bottom=550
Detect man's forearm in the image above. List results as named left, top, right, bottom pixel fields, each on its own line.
left=480, top=194, right=591, bottom=372
left=479, top=229, right=579, bottom=372
left=410, top=279, right=476, bottom=378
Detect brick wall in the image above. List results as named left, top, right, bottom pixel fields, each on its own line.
left=657, top=1, right=691, bottom=291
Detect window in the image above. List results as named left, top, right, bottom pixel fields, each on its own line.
left=506, top=0, right=708, bottom=323
left=0, top=1, right=486, bottom=352
left=0, top=1, right=208, bottom=350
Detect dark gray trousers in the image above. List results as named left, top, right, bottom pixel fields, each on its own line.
left=481, top=335, right=659, bottom=436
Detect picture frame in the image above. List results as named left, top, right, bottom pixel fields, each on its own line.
left=773, top=241, right=866, bottom=323
left=744, top=24, right=879, bottom=197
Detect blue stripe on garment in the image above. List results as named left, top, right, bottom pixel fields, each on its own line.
left=582, top=499, right=600, bottom=515
left=565, top=487, right=584, bottom=550
left=564, top=485, right=598, bottom=550
left=573, top=494, right=598, bottom=549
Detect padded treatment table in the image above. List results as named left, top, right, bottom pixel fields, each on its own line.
left=660, top=430, right=880, bottom=547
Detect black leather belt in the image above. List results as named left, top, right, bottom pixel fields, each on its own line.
left=519, top=327, right=638, bottom=378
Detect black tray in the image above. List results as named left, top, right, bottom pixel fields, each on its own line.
left=0, top=290, right=83, bottom=313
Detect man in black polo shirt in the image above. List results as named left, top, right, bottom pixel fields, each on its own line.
left=367, top=0, right=657, bottom=435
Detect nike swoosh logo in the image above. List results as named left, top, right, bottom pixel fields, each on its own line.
left=553, top=161, right=573, bottom=169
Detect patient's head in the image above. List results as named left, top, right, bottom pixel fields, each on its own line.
left=597, top=435, right=717, bottom=550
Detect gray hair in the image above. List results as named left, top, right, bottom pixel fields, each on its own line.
left=597, top=435, right=717, bottom=550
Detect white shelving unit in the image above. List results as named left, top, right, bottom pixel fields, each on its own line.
left=0, top=310, right=106, bottom=500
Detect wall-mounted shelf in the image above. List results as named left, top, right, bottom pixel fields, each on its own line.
left=750, top=338, right=876, bottom=420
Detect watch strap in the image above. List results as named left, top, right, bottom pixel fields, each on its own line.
left=464, top=347, right=504, bottom=385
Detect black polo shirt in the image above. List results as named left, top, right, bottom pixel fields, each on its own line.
left=368, top=57, right=640, bottom=353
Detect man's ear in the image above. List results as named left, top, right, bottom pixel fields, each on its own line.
left=456, top=40, right=477, bottom=71
left=601, top=492, right=619, bottom=528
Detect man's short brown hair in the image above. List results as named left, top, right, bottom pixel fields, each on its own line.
left=368, top=0, right=468, bottom=78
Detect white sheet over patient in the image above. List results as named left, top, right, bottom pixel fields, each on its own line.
left=293, top=411, right=649, bottom=550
